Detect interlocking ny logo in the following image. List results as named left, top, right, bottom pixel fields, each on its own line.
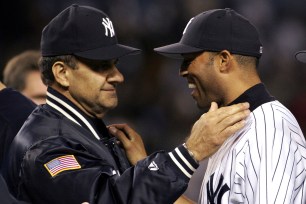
left=102, top=18, right=115, bottom=37
left=206, top=173, right=230, bottom=204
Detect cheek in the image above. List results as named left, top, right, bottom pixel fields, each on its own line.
left=197, top=71, right=221, bottom=96
left=69, top=75, right=98, bottom=97
left=72, top=72, right=102, bottom=88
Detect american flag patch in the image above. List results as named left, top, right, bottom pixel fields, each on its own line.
left=44, top=155, right=81, bottom=177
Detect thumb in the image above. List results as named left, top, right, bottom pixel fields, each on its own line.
left=208, top=102, right=218, bottom=112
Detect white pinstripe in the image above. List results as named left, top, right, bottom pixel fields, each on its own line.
left=199, top=101, right=306, bottom=204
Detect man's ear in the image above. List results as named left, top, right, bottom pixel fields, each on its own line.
left=52, top=61, right=70, bottom=87
left=218, top=50, right=232, bottom=73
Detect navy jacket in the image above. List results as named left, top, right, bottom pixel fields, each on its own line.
left=0, top=88, right=35, bottom=204
left=0, top=88, right=35, bottom=169
left=5, top=88, right=199, bottom=204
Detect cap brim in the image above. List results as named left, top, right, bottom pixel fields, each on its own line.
left=154, top=42, right=203, bottom=59
left=75, top=44, right=141, bottom=60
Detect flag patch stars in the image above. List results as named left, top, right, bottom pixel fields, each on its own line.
left=44, top=155, right=81, bottom=177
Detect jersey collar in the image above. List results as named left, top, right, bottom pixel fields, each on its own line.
left=227, top=83, right=275, bottom=112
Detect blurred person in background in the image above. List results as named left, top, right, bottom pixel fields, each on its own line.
left=0, top=81, right=35, bottom=170
left=155, top=8, right=306, bottom=203
left=3, top=50, right=47, bottom=104
left=4, top=4, right=250, bottom=204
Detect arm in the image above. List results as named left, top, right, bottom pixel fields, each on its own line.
left=19, top=102, right=249, bottom=204
left=22, top=138, right=195, bottom=204
left=108, top=102, right=249, bottom=203
left=110, top=102, right=250, bottom=164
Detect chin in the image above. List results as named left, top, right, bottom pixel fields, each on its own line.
left=195, top=101, right=209, bottom=111
left=107, top=102, right=118, bottom=110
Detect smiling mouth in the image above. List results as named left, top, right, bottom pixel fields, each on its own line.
left=188, top=83, right=196, bottom=89
left=188, top=82, right=198, bottom=97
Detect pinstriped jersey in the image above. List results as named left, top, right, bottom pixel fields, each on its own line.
left=198, top=85, right=306, bottom=204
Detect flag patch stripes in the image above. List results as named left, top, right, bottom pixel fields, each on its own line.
left=44, top=155, right=81, bottom=177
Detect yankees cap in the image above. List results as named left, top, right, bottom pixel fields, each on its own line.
left=154, top=8, right=263, bottom=59
left=295, top=51, right=306, bottom=63
left=41, top=4, right=140, bottom=60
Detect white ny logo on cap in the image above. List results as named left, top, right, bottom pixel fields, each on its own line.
left=102, top=18, right=115, bottom=37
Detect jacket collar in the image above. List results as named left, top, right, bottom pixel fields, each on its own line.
left=227, top=83, right=275, bottom=112
left=45, top=87, right=109, bottom=140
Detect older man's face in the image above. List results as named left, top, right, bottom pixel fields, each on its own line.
left=66, top=58, right=124, bottom=118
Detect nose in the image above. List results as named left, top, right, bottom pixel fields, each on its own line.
left=108, top=67, right=124, bottom=84
left=179, top=61, right=189, bottom=77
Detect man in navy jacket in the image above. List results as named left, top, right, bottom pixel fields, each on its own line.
left=4, top=5, right=250, bottom=204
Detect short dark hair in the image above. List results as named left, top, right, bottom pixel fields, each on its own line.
left=233, top=54, right=259, bottom=68
left=3, top=50, right=41, bottom=91
left=206, top=51, right=259, bottom=69
left=39, top=55, right=78, bottom=86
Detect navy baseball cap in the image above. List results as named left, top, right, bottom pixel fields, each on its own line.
left=295, top=51, right=306, bottom=63
left=154, top=8, right=263, bottom=59
left=41, top=4, right=140, bottom=60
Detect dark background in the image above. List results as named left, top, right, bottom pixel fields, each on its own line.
left=1, top=0, right=306, bottom=154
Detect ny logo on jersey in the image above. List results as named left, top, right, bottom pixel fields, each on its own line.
left=206, top=173, right=230, bottom=204
left=102, top=18, right=115, bottom=37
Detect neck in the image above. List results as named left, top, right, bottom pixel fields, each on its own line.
left=50, top=84, right=107, bottom=119
left=223, top=72, right=261, bottom=106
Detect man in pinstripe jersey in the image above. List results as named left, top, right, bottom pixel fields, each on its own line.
left=155, top=8, right=306, bottom=203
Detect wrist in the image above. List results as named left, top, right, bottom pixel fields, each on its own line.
left=183, top=143, right=199, bottom=163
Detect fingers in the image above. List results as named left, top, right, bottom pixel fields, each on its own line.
left=108, top=124, right=142, bottom=149
left=108, top=124, right=136, bottom=141
left=186, top=102, right=251, bottom=161
left=108, top=126, right=130, bottom=146
left=208, top=102, right=218, bottom=112
left=213, top=102, right=250, bottom=123
left=108, top=123, right=147, bottom=165
left=219, top=119, right=246, bottom=140
left=215, top=106, right=250, bottom=136
left=221, top=108, right=250, bottom=127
